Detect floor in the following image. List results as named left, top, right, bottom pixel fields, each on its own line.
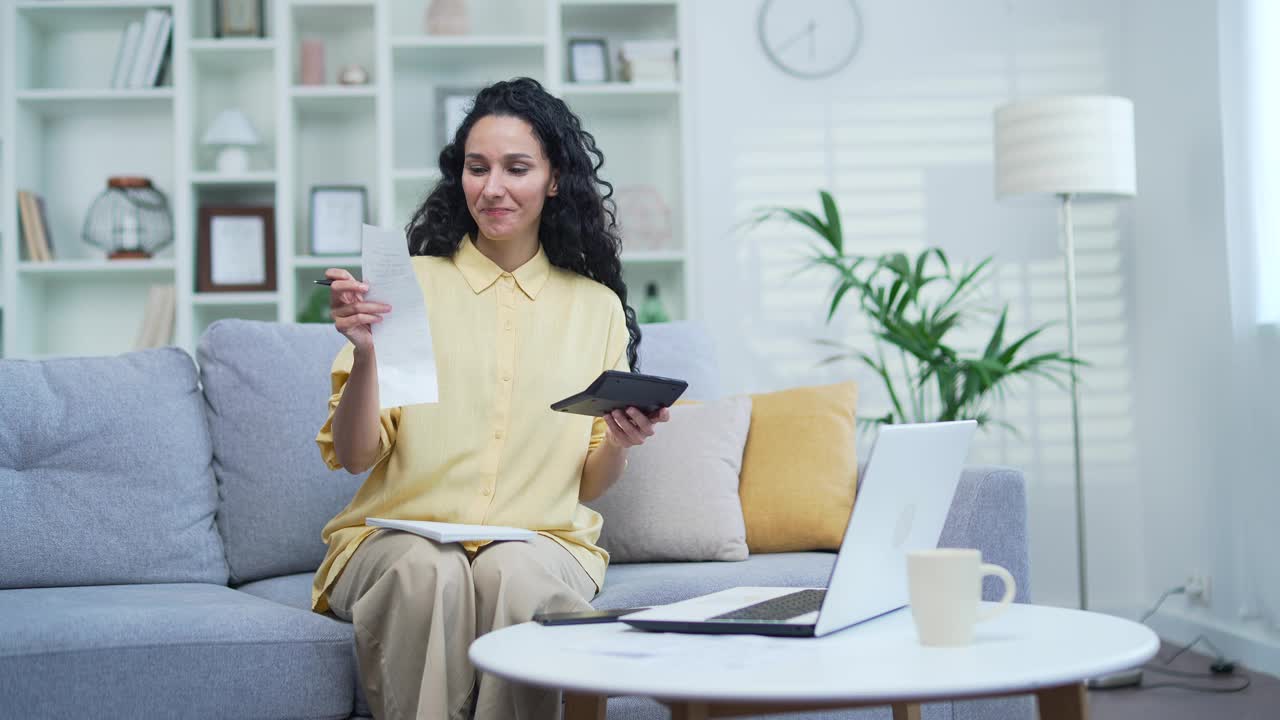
left=1089, top=641, right=1280, bottom=720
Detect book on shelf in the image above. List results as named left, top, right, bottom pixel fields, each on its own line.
left=110, top=21, right=143, bottom=89
left=114, top=10, right=172, bottom=89
left=134, top=284, right=176, bottom=350
left=17, top=190, right=53, bottom=262
left=146, top=11, right=174, bottom=88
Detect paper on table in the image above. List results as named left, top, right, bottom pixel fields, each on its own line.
left=362, top=224, right=439, bottom=408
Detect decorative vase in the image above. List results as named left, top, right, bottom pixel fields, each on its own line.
left=300, top=39, right=325, bottom=85
left=338, top=64, right=369, bottom=85
left=82, top=177, right=174, bottom=260
left=424, top=0, right=469, bottom=35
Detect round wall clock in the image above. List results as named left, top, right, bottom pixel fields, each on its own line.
left=757, top=0, right=862, bottom=79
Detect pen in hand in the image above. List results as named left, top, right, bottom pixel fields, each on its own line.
left=314, top=279, right=334, bottom=286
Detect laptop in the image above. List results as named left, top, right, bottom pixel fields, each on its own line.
left=622, top=420, right=977, bottom=638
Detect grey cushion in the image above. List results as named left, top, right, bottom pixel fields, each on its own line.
left=587, top=397, right=751, bottom=562
left=236, top=572, right=315, bottom=611
left=0, top=583, right=354, bottom=719
left=939, top=466, right=1032, bottom=603
left=198, top=319, right=369, bottom=585
left=238, top=574, right=370, bottom=718
left=593, top=552, right=837, bottom=609
left=636, top=321, right=722, bottom=400
left=0, top=348, right=227, bottom=588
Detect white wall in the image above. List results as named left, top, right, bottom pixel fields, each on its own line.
left=1123, top=0, right=1280, bottom=673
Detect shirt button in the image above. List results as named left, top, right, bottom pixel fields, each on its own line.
left=494, top=429, right=503, bottom=439
left=482, top=487, right=492, bottom=496
left=502, top=374, right=511, bottom=382
left=505, top=320, right=513, bottom=330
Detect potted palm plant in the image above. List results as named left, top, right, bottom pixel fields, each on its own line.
left=748, top=190, right=1080, bottom=431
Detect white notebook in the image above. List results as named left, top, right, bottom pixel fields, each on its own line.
left=366, top=517, right=536, bottom=543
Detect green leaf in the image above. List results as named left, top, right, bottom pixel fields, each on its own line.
left=819, top=190, right=843, bottom=255
left=779, top=208, right=829, bottom=243
left=982, top=309, right=1009, bottom=360
left=817, top=353, right=853, bottom=367
left=826, top=280, right=856, bottom=323
left=997, top=325, right=1049, bottom=365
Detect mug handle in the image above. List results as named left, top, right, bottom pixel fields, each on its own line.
left=976, top=563, right=1017, bottom=622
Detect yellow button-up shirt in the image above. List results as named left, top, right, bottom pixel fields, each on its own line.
left=312, top=236, right=629, bottom=612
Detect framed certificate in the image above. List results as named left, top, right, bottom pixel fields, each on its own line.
left=568, top=38, right=610, bottom=83
left=435, top=87, right=481, bottom=149
left=214, top=0, right=265, bottom=38
left=309, top=185, right=366, bottom=255
left=198, top=206, right=276, bottom=292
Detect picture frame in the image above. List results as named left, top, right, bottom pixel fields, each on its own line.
left=435, top=87, right=482, bottom=149
left=214, top=0, right=265, bottom=38
left=309, top=185, right=367, bottom=256
left=198, top=206, right=276, bottom=293
left=568, top=38, right=610, bottom=83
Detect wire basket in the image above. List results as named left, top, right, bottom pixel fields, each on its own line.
left=82, top=176, right=174, bottom=259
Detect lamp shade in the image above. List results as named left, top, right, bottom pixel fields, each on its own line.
left=202, top=109, right=260, bottom=147
left=994, top=95, right=1136, bottom=198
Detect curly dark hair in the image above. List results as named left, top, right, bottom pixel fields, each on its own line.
left=404, top=77, right=640, bottom=371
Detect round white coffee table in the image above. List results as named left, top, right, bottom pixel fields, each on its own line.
left=470, top=603, right=1158, bottom=720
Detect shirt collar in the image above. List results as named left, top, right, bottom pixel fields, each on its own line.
left=453, top=235, right=551, bottom=300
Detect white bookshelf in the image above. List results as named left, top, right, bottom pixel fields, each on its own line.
left=1, top=0, right=692, bottom=359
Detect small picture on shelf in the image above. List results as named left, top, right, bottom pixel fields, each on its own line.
left=310, top=186, right=367, bottom=256
left=436, top=87, right=481, bottom=149
left=215, top=0, right=266, bottom=38
left=198, top=206, right=277, bottom=292
left=568, top=38, right=611, bottom=83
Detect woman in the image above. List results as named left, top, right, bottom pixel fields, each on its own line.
left=312, top=77, right=670, bottom=720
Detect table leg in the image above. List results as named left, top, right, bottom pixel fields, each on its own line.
left=564, top=691, right=607, bottom=720
left=1036, top=683, right=1088, bottom=720
left=669, top=702, right=709, bottom=720
left=892, top=703, right=922, bottom=720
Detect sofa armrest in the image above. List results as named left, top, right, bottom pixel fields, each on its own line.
left=937, top=465, right=1031, bottom=603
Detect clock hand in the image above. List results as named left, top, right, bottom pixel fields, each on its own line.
left=775, top=19, right=816, bottom=56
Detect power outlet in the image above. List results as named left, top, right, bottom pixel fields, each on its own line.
left=1186, top=574, right=1212, bottom=607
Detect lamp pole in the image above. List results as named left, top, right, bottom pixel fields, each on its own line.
left=1060, top=192, right=1089, bottom=611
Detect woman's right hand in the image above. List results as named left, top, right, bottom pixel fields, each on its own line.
left=326, top=268, right=391, bottom=353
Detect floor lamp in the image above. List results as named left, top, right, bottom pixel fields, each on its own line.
left=992, top=96, right=1137, bottom=615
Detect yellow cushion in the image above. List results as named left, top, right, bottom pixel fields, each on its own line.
left=738, top=381, right=859, bottom=553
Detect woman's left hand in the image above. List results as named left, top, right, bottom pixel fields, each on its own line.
left=603, top=406, right=671, bottom=448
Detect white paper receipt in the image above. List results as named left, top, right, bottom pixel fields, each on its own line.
left=362, top=224, right=439, bottom=408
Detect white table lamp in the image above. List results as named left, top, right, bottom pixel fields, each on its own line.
left=993, top=95, right=1136, bottom=613
left=202, top=109, right=261, bottom=175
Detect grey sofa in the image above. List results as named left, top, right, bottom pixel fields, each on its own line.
left=0, top=319, right=1032, bottom=720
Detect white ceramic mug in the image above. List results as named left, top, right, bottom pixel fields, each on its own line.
left=906, top=548, right=1016, bottom=647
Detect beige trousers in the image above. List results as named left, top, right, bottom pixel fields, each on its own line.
left=327, top=529, right=596, bottom=720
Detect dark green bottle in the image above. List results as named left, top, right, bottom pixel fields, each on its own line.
left=638, top=282, right=670, bottom=324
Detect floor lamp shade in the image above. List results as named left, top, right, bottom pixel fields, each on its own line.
left=994, top=95, right=1136, bottom=198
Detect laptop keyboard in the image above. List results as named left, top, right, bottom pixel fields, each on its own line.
left=709, top=589, right=826, bottom=622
